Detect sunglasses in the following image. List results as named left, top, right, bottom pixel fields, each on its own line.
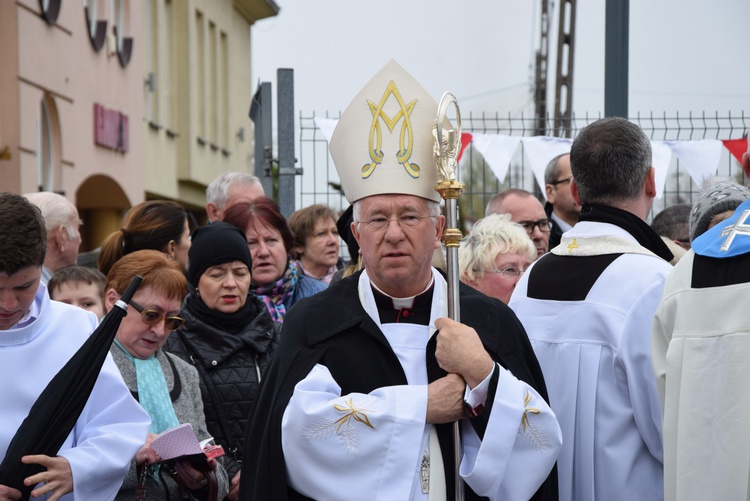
left=130, top=300, right=185, bottom=332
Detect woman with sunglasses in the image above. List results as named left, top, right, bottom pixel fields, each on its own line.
left=105, top=250, right=229, bottom=500
left=164, top=222, right=279, bottom=501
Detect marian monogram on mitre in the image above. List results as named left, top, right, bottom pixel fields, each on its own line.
left=362, top=80, right=420, bottom=180
left=329, top=59, right=441, bottom=204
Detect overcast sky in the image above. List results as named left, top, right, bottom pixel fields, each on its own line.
left=251, top=0, right=750, bottom=119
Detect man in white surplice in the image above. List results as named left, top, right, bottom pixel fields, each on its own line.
left=653, top=136, right=750, bottom=501
left=240, top=60, right=561, bottom=501
left=510, top=117, right=674, bottom=501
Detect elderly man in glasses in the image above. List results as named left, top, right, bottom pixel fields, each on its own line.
left=510, top=117, right=674, bottom=501
left=544, top=153, right=581, bottom=249
left=485, top=188, right=551, bottom=260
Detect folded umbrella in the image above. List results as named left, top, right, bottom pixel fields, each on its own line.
left=0, top=275, right=143, bottom=500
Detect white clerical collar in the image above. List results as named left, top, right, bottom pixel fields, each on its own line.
left=369, top=276, right=435, bottom=310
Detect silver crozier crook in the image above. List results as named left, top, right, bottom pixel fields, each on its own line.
left=433, top=91, right=465, bottom=501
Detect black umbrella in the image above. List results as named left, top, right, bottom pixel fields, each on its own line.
left=0, top=275, right=143, bottom=500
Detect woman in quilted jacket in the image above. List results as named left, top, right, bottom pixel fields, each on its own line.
left=165, top=222, right=280, bottom=501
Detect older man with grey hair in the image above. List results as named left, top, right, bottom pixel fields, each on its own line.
left=23, top=192, right=81, bottom=284
left=205, top=172, right=265, bottom=222
left=510, top=117, right=674, bottom=501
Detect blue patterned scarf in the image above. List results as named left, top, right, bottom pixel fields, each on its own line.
left=253, top=258, right=298, bottom=322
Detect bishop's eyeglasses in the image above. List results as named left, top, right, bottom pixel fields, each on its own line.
left=360, top=214, right=432, bottom=231
left=130, top=300, right=185, bottom=332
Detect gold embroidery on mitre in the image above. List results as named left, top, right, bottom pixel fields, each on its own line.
left=521, top=390, right=548, bottom=451
left=304, top=396, right=376, bottom=456
left=362, top=80, right=420, bottom=179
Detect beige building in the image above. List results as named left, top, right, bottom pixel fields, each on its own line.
left=0, top=0, right=278, bottom=253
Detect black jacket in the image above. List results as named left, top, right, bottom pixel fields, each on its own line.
left=545, top=201, right=565, bottom=250
left=164, top=294, right=279, bottom=479
left=240, top=272, right=557, bottom=501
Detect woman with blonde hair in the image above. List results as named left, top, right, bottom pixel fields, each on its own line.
left=98, top=200, right=192, bottom=276
left=459, top=213, right=537, bottom=304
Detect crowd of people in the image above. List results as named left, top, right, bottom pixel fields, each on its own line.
left=1, top=59, right=749, bottom=501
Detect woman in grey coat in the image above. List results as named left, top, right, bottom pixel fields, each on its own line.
left=105, top=250, right=229, bottom=500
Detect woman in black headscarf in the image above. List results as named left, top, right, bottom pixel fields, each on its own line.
left=165, top=223, right=279, bottom=501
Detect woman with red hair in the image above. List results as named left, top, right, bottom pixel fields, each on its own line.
left=223, top=197, right=326, bottom=322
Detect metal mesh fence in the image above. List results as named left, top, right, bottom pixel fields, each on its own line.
left=298, top=111, right=749, bottom=227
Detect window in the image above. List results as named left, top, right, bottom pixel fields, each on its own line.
left=164, top=0, right=175, bottom=130
left=112, top=0, right=133, bottom=67
left=37, top=97, right=54, bottom=192
left=84, top=0, right=107, bottom=51
left=196, top=10, right=205, bottom=140
left=145, top=0, right=159, bottom=123
left=39, top=0, right=61, bottom=25
left=208, top=21, right=217, bottom=145
left=220, top=31, right=228, bottom=149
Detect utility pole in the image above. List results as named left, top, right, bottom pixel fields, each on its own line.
left=276, top=68, right=301, bottom=218
left=533, top=0, right=551, bottom=136
left=249, top=82, right=274, bottom=197
left=604, top=0, right=629, bottom=118
left=553, top=0, right=577, bottom=137
left=534, top=0, right=577, bottom=137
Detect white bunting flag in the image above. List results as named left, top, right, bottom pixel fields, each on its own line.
left=471, top=133, right=522, bottom=185
left=665, top=139, right=723, bottom=187
left=520, top=136, right=573, bottom=199
left=314, top=117, right=339, bottom=144
left=650, top=140, right=673, bottom=199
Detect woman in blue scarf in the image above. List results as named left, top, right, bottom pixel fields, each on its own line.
left=107, top=250, right=229, bottom=500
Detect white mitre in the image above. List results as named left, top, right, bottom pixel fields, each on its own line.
left=330, top=59, right=446, bottom=204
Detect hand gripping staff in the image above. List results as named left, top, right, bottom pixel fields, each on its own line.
left=433, top=92, right=465, bottom=501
